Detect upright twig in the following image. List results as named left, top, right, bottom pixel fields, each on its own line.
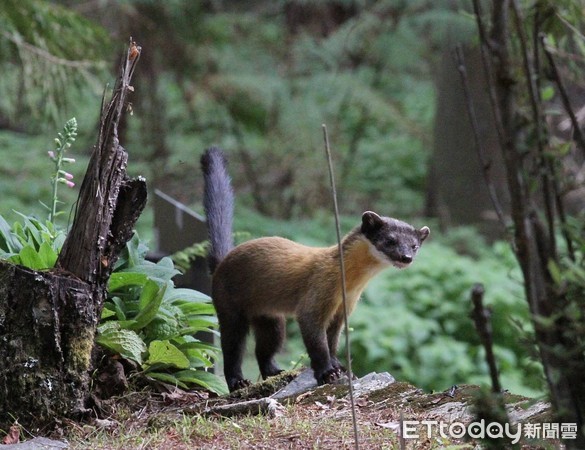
left=399, top=412, right=406, bottom=450
left=322, top=124, right=359, bottom=450
left=470, top=284, right=501, bottom=393
left=470, top=284, right=518, bottom=449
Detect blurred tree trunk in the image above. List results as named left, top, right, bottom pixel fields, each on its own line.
left=427, top=43, right=508, bottom=239
left=0, top=41, right=146, bottom=430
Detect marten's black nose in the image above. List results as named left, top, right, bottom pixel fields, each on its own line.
left=400, top=254, right=413, bottom=264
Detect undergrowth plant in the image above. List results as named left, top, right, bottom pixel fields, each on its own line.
left=46, top=117, right=77, bottom=222
left=0, top=213, right=65, bottom=270
left=0, top=118, right=226, bottom=395
left=98, top=234, right=226, bottom=395
left=0, top=118, right=76, bottom=269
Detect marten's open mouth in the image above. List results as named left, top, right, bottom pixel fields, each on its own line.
left=392, top=261, right=411, bottom=269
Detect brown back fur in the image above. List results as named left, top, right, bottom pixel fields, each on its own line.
left=211, top=228, right=388, bottom=329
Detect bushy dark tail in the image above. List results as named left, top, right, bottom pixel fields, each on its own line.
left=200, top=147, right=234, bottom=274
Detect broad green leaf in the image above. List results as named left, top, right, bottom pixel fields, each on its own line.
left=124, top=257, right=179, bottom=283
left=145, top=340, right=190, bottom=369
left=174, top=369, right=228, bottom=395
left=125, top=233, right=149, bottom=268
left=98, top=321, right=120, bottom=333
left=6, top=241, right=57, bottom=270
left=178, top=340, right=221, bottom=354
left=52, top=232, right=66, bottom=251
left=157, top=303, right=183, bottom=320
left=116, top=319, right=139, bottom=329
left=164, top=288, right=211, bottom=304
left=12, top=222, right=28, bottom=246
left=96, top=323, right=146, bottom=364
left=15, top=213, right=43, bottom=248
left=16, top=245, right=45, bottom=269
left=145, top=371, right=189, bottom=389
left=108, top=271, right=148, bottom=292
left=180, top=319, right=220, bottom=335
left=177, top=302, right=216, bottom=316
left=183, top=348, right=214, bottom=368
left=101, top=307, right=117, bottom=320
left=131, top=280, right=166, bottom=329
left=111, top=297, right=127, bottom=320
left=0, top=250, right=16, bottom=260
left=37, top=241, right=58, bottom=268
left=144, top=317, right=180, bottom=341
left=0, top=215, right=19, bottom=253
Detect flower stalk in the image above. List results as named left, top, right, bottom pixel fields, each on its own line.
left=48, top=118, right=77, bottom=223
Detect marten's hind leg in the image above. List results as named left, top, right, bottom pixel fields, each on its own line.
left=218, top=308, right=251, bottom=392
left=252, top=315, right=285, bottom=379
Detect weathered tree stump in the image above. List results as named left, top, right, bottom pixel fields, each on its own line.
left=0, top=39, right=145, bottom=430
left=0, top=265, right=96, bottom=427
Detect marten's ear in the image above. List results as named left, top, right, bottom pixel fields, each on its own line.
left=361, top=211, right=384, bottom=232
left=419, top=226, right=430, bottom=242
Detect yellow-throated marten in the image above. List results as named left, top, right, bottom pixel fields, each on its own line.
left=201, top=147, right=430, bottom=392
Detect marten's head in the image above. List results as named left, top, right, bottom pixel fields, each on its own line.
left=360, top=211, right=430, bottom=269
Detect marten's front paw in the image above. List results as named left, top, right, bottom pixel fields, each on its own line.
left=260, top=363, right=284, bottom=379
left=331, top=357, right=347, bottom=373
left=317, top=367, right=342, bottom=385
left=228, top=378, right=252, bottom=392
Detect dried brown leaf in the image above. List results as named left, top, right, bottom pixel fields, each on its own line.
left=2, top=424, right=20, bottom=444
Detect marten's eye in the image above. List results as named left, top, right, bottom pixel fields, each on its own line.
left=412, top=244, right=419, bottom=251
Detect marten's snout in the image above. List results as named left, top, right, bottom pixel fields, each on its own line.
left=400, top=254, right=413, bottom=264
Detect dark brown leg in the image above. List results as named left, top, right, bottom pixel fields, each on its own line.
left=252, top=315, right=286, bottom=379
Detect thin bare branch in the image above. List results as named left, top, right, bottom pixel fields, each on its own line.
left=511, top=0, right=557, bottom=259
left=322, top=124, right=360, bottom=450
left=541, top=34, right=585, bottom=157
left=1, top=31, right=104, bottom=70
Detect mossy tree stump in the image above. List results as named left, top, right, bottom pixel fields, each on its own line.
left=0, top=265, right=97, bottom=428
left=0, top=40, right=145, bottom=431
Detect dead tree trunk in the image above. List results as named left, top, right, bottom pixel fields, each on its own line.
left=0, top=40, right=146, bottom=431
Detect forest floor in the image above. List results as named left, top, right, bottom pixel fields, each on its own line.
left=49, top=370, right=560, bottom=450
